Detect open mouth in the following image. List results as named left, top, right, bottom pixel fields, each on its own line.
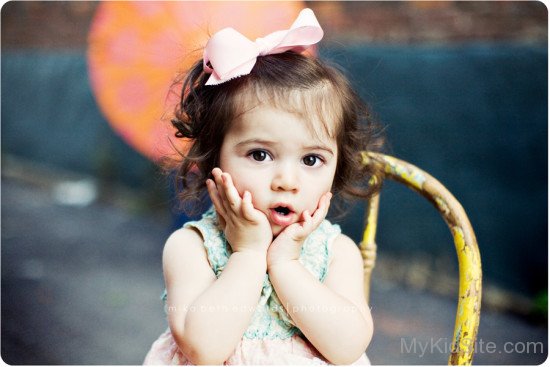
left=274, top=206, right=291, bottom=216
left=269, top=204, right=295, bottom=227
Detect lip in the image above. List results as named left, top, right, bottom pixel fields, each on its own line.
left=269, top=203, right=297, bottom=227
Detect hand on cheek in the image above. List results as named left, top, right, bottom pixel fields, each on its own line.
left=207, top=168, right=272, bottom=254
left=267, top=192, right=332, bottom=269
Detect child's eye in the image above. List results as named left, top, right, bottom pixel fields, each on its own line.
left=302, top=155, right=323, bottom=167
left=249, top=150, right=271, bottom=162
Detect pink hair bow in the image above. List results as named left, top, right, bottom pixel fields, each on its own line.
left=203, top=8, right=324, bottom=85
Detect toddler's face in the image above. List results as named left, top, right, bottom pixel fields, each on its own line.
left=219, top=104, right=338, bottom=236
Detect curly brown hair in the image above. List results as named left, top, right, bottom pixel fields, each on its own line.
left=167, top=51, right=385, bottom=215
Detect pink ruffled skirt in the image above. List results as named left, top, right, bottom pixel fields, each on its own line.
left=144, top=328, right=370, bottom=365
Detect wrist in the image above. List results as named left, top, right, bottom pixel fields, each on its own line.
left=266, top=235, right=303, bottom=271
left=227, top=235, right=271, bottom=255
left=267, top=258, right=301, bottom=274
left=231, top=250, right=268, bottom=270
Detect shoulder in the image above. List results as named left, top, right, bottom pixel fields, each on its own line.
left=163, top=227, right=209, bottom=272
left=162, top=227, right=216, bottom=302
left=164, top=227, right=204, bottom=255
left=330, top=233, right=363, bottom=267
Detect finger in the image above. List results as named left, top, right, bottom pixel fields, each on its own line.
left=321, top=192, right=333, bottom=212
left=211, top=167, right=223, bottom=189
left=211, top=167, right=223, bottom=177
left=221, top=173, right=242, bottom=213
left=211, top=167, right=224, bottom=187
left=241, top=191, right=258, bottom=222
left=241, top=191, right=267, bottom=223
left=310, top=192, right=332, bottom=224
left=212, top=168, right=230, bottom=212
left=218, top=214, right=226, bottom=229
left=206, top=178, right=226, bottom=216
left=302, top=209, right=312, bottom=224
left=296, top=210, right=310, bottom=230
left=206, top=179, right=227, bottom=228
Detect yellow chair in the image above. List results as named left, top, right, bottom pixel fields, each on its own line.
left=359, top=152, right=482, bottom=365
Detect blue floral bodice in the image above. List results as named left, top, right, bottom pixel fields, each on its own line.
left=163, top=207, right=341, bottom=340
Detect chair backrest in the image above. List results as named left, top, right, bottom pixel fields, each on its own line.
left=359, top=152, right=482, bottom=366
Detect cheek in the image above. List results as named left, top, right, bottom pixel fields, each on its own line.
left=318, top=166, right=337, bottom=189
left=230, top=175, right=261, bottom=201
left=306, top=172, right=335, bottom=208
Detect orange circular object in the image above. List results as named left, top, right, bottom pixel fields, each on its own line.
left=87, top=1, right=306, bottom=162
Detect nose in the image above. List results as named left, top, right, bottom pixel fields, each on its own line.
left=271, top=163, right=299, bottom=193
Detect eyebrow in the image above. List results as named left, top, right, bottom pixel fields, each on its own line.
left=235, top=139, right=276, bottom=147
left=306, top=144, right=335, bottom=156
left=236, top=139, right=335, bottom=156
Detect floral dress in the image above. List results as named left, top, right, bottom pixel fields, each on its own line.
left=143, top=208, right=370, bottom=365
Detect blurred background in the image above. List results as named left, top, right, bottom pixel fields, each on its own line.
left=1, top=1, right=547, bottom=365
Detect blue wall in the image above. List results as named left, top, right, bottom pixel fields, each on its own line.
left=2, top=45, right=547, bottom=297
left=322, top=44, right=547, bottom=296
left=1, top=51, right=156, bottom=188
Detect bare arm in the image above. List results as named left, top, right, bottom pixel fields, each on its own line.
left=267, top=234, right=373, bottom=364
left=167, top=169, right=273, bottom=365
left=164, top=228, right=267, bottom=365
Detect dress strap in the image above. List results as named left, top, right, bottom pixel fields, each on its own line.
left=299, top=219, right=341, bottom=282
left=183, top=206, right=230, bottom=277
